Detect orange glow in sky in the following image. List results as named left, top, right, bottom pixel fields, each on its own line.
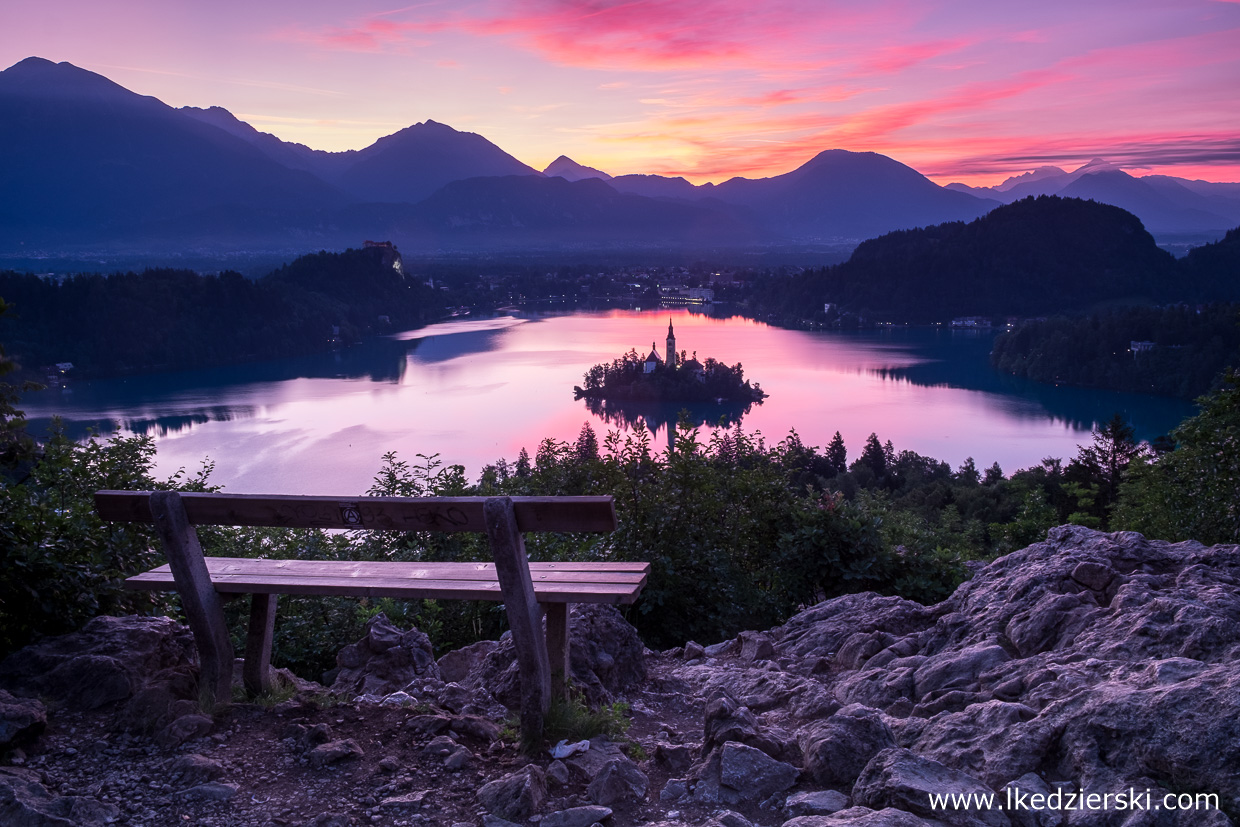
left=2, top=0, right=1238, bottom=185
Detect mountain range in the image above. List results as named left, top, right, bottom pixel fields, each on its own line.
left=946, top=159, right=1240, bottom=236
left=2, top=57, right=1236, bottom=256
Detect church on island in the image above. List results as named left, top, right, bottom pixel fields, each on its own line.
left=573, top=318, right=763, bottom=406
left=643, top=319, right=704, bottom=378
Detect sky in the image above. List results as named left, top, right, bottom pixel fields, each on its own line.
left=3, top=0, right=1239, bottom=186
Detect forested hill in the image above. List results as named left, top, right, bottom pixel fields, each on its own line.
left=1178, top=226, right=1240, bottom=299
left=748, top=196, right=1237, bottom=323
left=0, top=246, right=446, bottom=377
left=991, top=303, right=1240, bottom=399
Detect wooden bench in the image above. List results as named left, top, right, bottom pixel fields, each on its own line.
left=94, top=490, right=646, bottom=743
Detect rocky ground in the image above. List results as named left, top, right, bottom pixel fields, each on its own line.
left=2, top=526, right=1239, bottom=827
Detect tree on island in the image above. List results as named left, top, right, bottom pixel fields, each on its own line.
left=573, top=346, right=766, bottom=404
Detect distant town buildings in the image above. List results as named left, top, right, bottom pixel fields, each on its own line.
left=659, top=285, right=714, bottom=305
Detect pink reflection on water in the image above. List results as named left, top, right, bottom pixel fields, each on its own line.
left=23, top=309, right=1190, bottom=494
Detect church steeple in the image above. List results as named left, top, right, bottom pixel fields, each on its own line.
left=666, top=318, right=676, bottom=369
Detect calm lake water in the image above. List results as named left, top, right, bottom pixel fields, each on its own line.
left=23, top=309, right=1196, bottom=494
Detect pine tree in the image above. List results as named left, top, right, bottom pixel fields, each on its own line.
left=857, top=433, right=886, bottom=475
left=825, top=431, right=847, bottom=476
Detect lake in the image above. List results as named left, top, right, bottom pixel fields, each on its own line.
left=22, top=308, right=1196, bottom=494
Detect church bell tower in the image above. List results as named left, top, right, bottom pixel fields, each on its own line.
left=666, top=319, right=676, bottom=369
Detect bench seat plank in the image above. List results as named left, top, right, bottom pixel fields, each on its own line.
left=96, top=491, right=617, bottom=533
left=130, top=559, right=649, bottom=577
left=125, top=570, right=643, bottom=604
left=130, top=558, right=647, bottom=586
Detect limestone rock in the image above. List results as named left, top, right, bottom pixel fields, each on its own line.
left=702, top=693, right=794, bottom=761
left=784, top=809, right=936, bottom=826
left=450, top=714, right=502, bottom=742
left=693, top=741, right=799, bottom=805
left=380, top=791, right=429, bottom=810
left=721, top=812, right=756, bottom=827
left=799, top=704, right=896, bottom=789
left=478, top=764, right=546, bottom=821
left=654, top=741, right=693, bottom=772
left=421, top=734, right=459, bottom=759
left=168, top=753, right=226, bottom=789
left=467, top=605, right=646, bottom=709
left=405, top=714, right=451, bottom=736
left=437, top=639, right=499, bottom=684
left=912, top=643, right=1010, bottom=700
left=546, top=759, right=570, bottom=787
left=178, top=781, right=238, bottom=801
left=586, top=758, right=648, bottom=805
left=565, top=738, right=627, bottom=783
left=0, top=616, right=196, bottom=710
left=718, top=741, right=798, bottom=798
left=739, top=631, right=776, bottom=662
left=785, top=789, right=850, bottom=816
left=852, top=748, right=1009, bottom=827
left=0, top=689, right=45, bottom=749
left=540, top=805, right=613, bottom=827
left=155, top=713, right=213, bottom=749
left=998, top=774, right=1060, bottom=827
left=660, top=778, right=688, bottom=801
left=307, top=738, right=364, bottom=768
left=0, top=767, right=120, bottom=826
left=331, top=613, right=440, bottom=697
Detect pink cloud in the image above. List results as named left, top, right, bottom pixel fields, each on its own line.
left=856, top=39, right=972, bottom=75
left=284, top=1, right=882, bottom=71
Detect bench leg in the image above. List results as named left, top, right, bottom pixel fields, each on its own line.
left=244, top=594, right=278, bottom=697
left=484, top=497, right=551, bottom=749
left=545, top=603, right=570, bottom=701
left=149, top=491, right=234, bottom=707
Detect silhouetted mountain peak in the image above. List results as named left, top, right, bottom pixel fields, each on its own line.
left=181, top=105, right=264, bottom=140
left=544, top=155, right=612, bottom=181
left=1075, top=158, right=1120, bottom=175
left=993, top=165, right=1068, bottom=192
left=0, top=57, right=158, bottom=107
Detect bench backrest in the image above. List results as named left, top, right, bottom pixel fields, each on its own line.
left=95, top=491, right=617, bottom=533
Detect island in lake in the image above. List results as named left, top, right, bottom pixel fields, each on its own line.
left=574, top=320, right=767, bottom=404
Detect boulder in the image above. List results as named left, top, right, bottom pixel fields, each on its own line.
left=0, top=616, right=197, bottom=710
left=912, top=644, right=1010, bottom=700
left=717, top=741, right=799, bottom=799
left=852, top=748, right=1009, bottom=827
left=541, top=805, right=613, bottom=827
left=783, top=809, right=936, bottom=826
left=0, top=767, right=120, bottom=826
left=307, top=739, right=364, bottom=768
left=693, top=741, right=799, bottom=805
left=478, top=764, right=546, bottom=821
left=739, top=631, right=776, bottom=662
left=168, top=754, right=226, bottom=789
left=565, top=737, right=627, bottom=783
left=466, top=605, right=646, bottom=709
left=437, top=639, right=499, bottom=684
left=586, top=758, right=648, bottom=805
left=331, top=613, right=440, bottom=696
left=155, top=713, right=213, bottom=749
left=785, top=790, right=850, bottom=816
left=0, top=690, right=45, bottom=750
left=178, top=782, right=238, bottom=802
left=799, top=704, right=896, bottom=789
left=702, top=693, right=797, bottom=761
